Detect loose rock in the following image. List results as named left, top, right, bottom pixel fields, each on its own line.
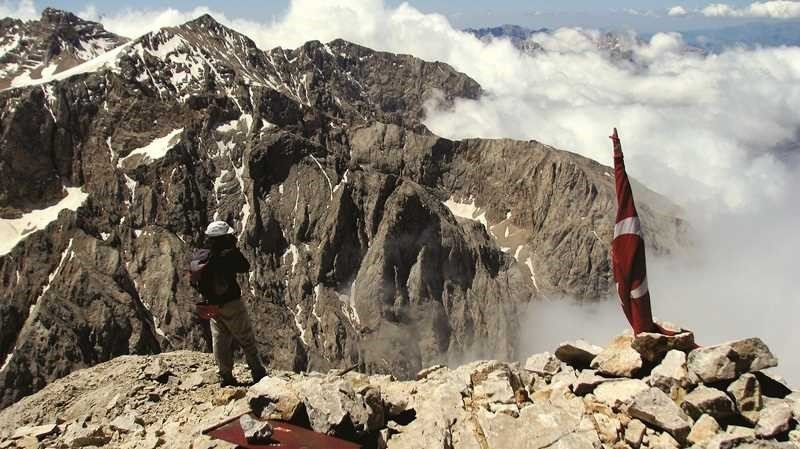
left=525, top=352, right=561, bottom=376
left=592, top=335, right=643, bottom=378
left=681, top=385, right=736, bottom=421
left=755, top=401, right=792, bottom=439
left=632, top=331, right=696, bottom=365
left=625, top=419, right=647, bottom=449
left=687, top=414, right=721, bottom=446
left=650, top=350, right=690, bottom=398
left=556, top=340, right=603, bottom=368
left=239, top=414, right=273, bottom=443
left=628, top=388, right=692, bottom=443
left=727, top=373, right=763, bottom=424
left=594, top=379, right=649, bottom=409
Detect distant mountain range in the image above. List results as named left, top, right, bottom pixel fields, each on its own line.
left=465, top=22, right=800, bottom=54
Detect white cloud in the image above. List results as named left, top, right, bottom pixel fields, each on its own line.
left=702, top=1, right=800, bottom=18
left=0, top=0, right=36, bottom=20
left=668, top=5, right=690, bottom=17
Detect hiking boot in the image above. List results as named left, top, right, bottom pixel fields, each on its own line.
left=219, top=373, right=238, bottom=387
left=251, top=366, right=267, bottom=384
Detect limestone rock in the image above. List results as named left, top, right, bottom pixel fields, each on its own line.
left=471, top=365, right=518, bottom=405
left=628, top=388, right=692, bottom=442
left=594, top=413, right=622, bottom=444
left=182, top=369, right=218, bottom=390
left=755, top=401, right=792, bottom=439
left=687, top=414, right=721, bottom=446
left=649, top=350, right=690, bottom=397
left=681, top=385, right=736, bottom=421
left=556, top=340, right=604, bottom=368
left=594, top=379, right=649, bottom=409
left=212, top=388, right=246, bottom=406
left=632, top=331, right=695, bottom=364
left=239, top=414, right=273, bottom=444
left=625, top=419, right=647, bottom=449
left=649, top=431, right=681, bottom=449
left=727, top=374, right=763, bottom=424
left=109, top=413, right=144, bottom=433
left=63, top=424, right=110, bottom=448
left=592, top=336, right=643, bottom=378
left=11, top=423, right=59, bottom=440
left=416, top=365, right=445, bottom=381
left=247, top=376, right=302, bottom=420
left=573, top=369, right=618, bottom=396
left=525, top=352, right=561, bottom=376
left=688, top=339, right=778, bottom=384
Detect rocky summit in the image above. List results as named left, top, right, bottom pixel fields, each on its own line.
left=0, top=9, right=686, bottom=411
left=0, top=332, right=797, bottom=449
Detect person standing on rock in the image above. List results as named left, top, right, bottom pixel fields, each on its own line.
left=189, top=220, right=267, bottom=386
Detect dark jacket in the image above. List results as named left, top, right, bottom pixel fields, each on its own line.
left=194, top=235, right=250, bottom=305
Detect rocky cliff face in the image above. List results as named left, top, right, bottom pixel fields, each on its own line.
left=0, top=10, right=683, bottom=410
left=0, top=332, right=796, bottom=449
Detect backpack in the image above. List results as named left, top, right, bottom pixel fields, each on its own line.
left=189, top=249, right=231, bottom=300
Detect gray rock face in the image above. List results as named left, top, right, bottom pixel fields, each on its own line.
left=628, top=387, right=692, bottom=442
left=0, top=9, right=685, bottom=411
left=681, top=385, right=736, bottom=421
left=727, top=373, right=763, bottom=424
left=688, top=339, right=778, bottom=384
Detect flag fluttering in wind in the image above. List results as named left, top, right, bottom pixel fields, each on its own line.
left=610, top=128, right=657, bottom=335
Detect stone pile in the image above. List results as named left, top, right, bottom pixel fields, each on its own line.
left=0, top=332, right=797, bottom=449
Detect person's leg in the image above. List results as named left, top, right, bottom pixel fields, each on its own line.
left=210, top=315, right=236, bottom=384
left=226, top=299, right=267, bottom=382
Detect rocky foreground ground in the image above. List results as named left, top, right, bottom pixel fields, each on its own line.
left=0, top=328, right=797, bottom=449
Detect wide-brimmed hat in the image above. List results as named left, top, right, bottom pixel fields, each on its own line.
left=204, top=221, right=235, bottom=237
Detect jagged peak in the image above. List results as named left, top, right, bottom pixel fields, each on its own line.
left=180, top=13, right=226, bottom=32
left=40, top=7, right=81, bottom=25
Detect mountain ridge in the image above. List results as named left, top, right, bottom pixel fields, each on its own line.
left=0, top=10, right=683, bottom=411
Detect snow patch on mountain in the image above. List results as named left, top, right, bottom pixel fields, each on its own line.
left=0, top=188, right=88, bottom=256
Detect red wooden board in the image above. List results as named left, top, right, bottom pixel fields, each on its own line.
left=204, top=414, right=362, bottom=449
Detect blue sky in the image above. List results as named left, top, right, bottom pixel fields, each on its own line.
left=34, top=0, right=795, bottom=32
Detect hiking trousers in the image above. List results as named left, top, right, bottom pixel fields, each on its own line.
left=209, top=299, right=266, bottom=379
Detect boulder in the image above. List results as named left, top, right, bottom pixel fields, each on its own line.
left=247, top=376, right=302, bottom=421
left=573, top=369, right=617, bottom=396
left=727, top=373, right=763, bottom=424
left=556, top=340, right=603, bottom=368
left=594, top=379, right=649, bottom=409
left=754, top=401, right=792, bottom=439
left=706, top=431, right=752, bottom=449
left=632, top=331, right=695, bottom=365
left=525, top=352, right=561, bottom=376
left=628, top=388, right=692, bottom=443
left=687, top=346, right=738, bottom=384
left=472, top=366, right=518, bottom=405
left=688, top=339, right=777, bottom=384
left=625, top=419, right=647, bottom=449
left=649, top=350, right=690, bottom=399
left=239, top=414, right=273, bottom=444
left=681, top=385, right=736, bottom=421
left=143, top=359, right=171, bottom=383
left=687, top=414, right=721, bottom=446
left=592, top=335, right=643, bottom=378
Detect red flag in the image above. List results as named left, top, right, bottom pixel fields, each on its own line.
left=610, top=128, right=656, bottom=335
